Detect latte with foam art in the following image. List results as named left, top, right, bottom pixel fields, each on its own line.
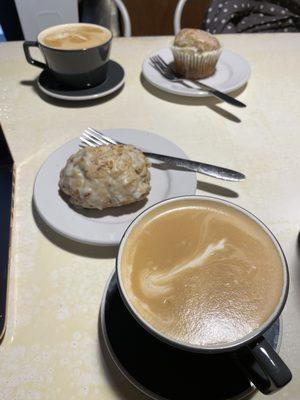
left=120, top=199, right=284, bottom=347
left=40, top=24, right=111, bottom=50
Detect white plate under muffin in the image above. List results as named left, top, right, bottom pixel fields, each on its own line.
left=142, top=48, right=250, bottom=98
left=33, top=129, right=197, bottom=246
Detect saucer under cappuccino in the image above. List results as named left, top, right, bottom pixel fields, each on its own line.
left=120, top=198, right=284, bottom=347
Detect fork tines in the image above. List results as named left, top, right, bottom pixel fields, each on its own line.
left=149, top=55, right=175, bottom=80
left=80, top=128, right=118, bottom=148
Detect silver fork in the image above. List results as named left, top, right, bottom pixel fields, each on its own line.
left=150, top=55, right=246, bottom=108
left=80, top=127, right=245, bottom=182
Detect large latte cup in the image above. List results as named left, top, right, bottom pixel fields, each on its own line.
left=23, top=23, right=112, bottom=88
left=117, top=196, right=292, bottom=395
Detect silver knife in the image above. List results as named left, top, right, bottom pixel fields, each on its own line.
left=144, top=152, right=245, bottom=182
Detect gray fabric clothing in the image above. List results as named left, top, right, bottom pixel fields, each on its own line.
left=203, top=0, right=300, bottom=33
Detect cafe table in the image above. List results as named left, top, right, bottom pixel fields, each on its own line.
left=0, top=34, right=300, bottom=400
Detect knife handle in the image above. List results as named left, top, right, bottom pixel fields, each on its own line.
left=144, top=152, right=245, bottom=182
left=190, top=81, right=246, bottom=108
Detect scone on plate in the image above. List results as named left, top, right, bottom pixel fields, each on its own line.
left=172, top=28, right=221, bottom=79
left=59, top=144, right=151, bottom=210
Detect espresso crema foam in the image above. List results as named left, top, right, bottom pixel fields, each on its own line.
left=41, top=24, right=111, bottom=50
left=120, top=199, right=284, bottom=346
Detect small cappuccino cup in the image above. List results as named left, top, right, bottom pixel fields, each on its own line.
left=23, top=23, right=112, bottom=89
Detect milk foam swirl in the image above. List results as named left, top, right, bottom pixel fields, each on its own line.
left=140, top=237, right=227, bottom=297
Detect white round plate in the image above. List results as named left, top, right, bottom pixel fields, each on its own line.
left=34, top=129, right=197, bottom=246
left=142, top=48, right=250, bottom=97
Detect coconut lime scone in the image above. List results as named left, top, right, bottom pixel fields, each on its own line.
left=59, top=144, right=151, bottom=210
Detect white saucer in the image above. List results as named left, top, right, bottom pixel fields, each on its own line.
left=33, top=129, right=197, bottom=246
left=142, top=48, right=250, bottom=97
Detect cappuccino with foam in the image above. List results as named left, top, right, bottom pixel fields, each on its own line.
left=120, top=199, right=284, bottom=347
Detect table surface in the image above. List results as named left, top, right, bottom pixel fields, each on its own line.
left=0, top=34, right=300, bottom=400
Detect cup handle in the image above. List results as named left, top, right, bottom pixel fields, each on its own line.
left=233, top=336, right=292, bottom=394
left=23, top=41, right=46, bottom=69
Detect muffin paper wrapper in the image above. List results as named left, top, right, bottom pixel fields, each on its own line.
left=171, top=47, right=222, bottom=77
